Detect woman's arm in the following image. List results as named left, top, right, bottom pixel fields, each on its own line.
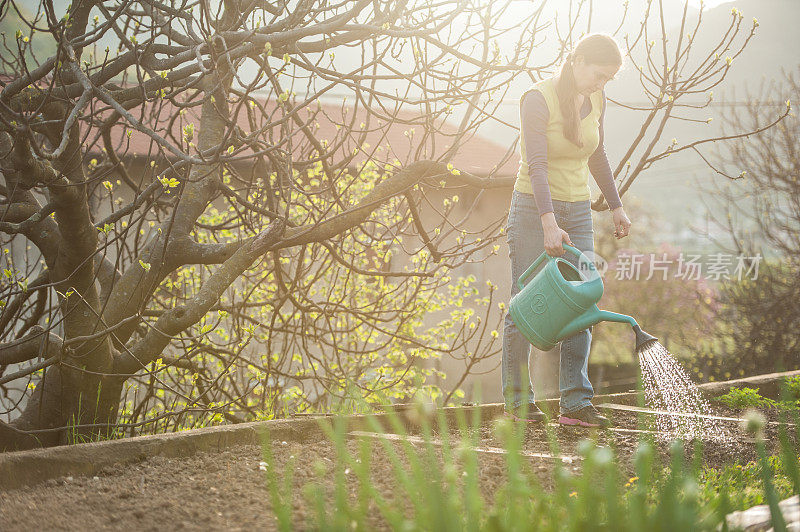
left=520, top=90, right=554, bottom=216
left=589, top=90, right=631, bottom=238
left=588, top=90, right=624, bottom=211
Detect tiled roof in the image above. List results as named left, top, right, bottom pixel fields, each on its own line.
left=96, top=95, right=518, bottom=177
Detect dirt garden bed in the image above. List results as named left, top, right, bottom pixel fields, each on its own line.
left=0, top=399, right=794, bottom=531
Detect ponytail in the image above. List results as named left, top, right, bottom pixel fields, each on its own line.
left=557, top=52, right=583, bottom=148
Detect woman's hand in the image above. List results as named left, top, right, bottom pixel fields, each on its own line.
left=541, top=212, right=573, bottom=256
left=612, top=206, right=631, bottom=239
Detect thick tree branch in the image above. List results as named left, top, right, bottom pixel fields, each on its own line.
left=115, top=218, right=287, bottom=374
left=0, top=326, right=62, bottom=367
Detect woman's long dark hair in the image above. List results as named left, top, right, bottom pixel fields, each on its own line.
left=557, top=34, right=622, bottom=147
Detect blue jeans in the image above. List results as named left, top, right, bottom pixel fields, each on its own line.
left=502, top=189, right=595, bottom=414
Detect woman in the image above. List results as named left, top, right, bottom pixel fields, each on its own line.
left=502, top=34, right=632, bottom=427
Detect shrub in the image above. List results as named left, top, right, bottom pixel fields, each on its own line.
left=688, top=259, right=800, bottom=382
left=785, top=376, right=800, bottom=400
left=715, top=386, right=800, bottom=411
left=715, top=387, right=777, bottom=410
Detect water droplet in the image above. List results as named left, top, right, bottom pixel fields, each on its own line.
left=637, top=341, right=735, bottom=445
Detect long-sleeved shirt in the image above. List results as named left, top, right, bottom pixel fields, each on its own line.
left=520, top=89, right=623, bottom=215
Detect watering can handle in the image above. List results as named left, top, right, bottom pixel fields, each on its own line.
left=516, top=251, right=551, bottom=291
left=517, top=244, right=600, bottom=290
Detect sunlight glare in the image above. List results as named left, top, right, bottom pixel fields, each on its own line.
left=687, top=0, right=734, bottom=11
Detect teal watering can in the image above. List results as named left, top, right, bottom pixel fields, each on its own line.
left=509, top=244, right=657, bottom=352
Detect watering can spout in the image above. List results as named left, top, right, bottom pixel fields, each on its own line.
left=632, top=324, right=659, bottom=351
left=557, top=306, right=639, bottom=340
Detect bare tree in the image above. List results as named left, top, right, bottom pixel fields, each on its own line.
left=693, top=67, right=799, bottom=378
left=703, top=68, right=799, bottom=258
left=0, top=0, right=785, bottom=450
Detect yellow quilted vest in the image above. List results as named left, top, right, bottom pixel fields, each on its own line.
left=514, top=77, right=603, bottom=201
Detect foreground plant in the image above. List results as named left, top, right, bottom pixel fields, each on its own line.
left=259, top=394, right=799, bottom=531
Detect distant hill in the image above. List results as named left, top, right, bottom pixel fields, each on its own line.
left=686, top=0, right=798, bottom=94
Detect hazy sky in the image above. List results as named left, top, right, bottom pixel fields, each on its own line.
left=687, top=0, right=733, bottom=9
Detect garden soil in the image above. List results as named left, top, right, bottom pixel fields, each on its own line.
left=0, top=406, right=791, bottom=531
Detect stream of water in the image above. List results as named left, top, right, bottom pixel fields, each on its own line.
left=637, top=340, right=735, bottom=444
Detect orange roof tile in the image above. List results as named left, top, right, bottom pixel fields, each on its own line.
left=97, top=95, right=517, bottom=177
